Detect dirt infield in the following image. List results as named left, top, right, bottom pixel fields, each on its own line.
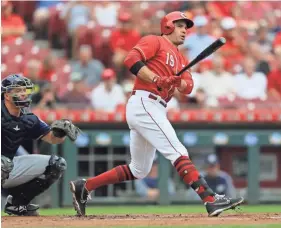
left=2, top=213, right=281, bottom=227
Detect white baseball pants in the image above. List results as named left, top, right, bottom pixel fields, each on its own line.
left=126, top=90, right=188, bottom=179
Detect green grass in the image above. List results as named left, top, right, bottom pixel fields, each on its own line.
left=16, top=226, right=281, bottom=228
left=35, top=204, right=281, bottom=216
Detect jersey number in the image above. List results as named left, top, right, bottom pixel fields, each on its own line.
left=166, top=53, right=175, bottom=67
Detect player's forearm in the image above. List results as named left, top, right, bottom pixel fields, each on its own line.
left=42, top=131, right=66, bottom=144
left=137, top=66, right=158, bottom=83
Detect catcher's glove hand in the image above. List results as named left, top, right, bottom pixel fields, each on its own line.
left=51, top=119, right=81, bottom=141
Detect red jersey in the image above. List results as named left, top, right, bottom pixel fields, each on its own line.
left=110, top=29, right=141, bottom=52
left=1, top=14, right=25, bottom=42
left=125, top=35, right=191, bottom=102
left=267, top=69, right=281, bottom=95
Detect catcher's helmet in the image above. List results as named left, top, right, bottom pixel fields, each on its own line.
left=1, top=74, right=34, bottom=108
left=161, top=11, right=194, bottom=35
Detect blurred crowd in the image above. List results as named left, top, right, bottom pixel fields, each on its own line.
left=2, top=1, right=281, bottom=113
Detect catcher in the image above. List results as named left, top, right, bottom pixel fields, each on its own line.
left=1, top=74, right=80, bottom=216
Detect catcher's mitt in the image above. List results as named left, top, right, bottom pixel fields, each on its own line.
left=51, top=119, right=81, bottom=141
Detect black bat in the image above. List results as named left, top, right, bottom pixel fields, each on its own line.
left=157, top=37, right=226, bottom=91
left=176, top=37, right=226, bottom=76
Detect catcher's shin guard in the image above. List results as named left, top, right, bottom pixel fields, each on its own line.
left=5, top=155, right=66, bottom=206
left=1, top=155, right=14, bottom=185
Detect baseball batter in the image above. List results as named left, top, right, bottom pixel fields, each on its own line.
left=1, top=74, right=80, bottom=215
left=70, top=11, right=244, bottom=217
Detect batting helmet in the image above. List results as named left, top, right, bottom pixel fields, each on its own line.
left=161, top=11, right=194, bottom=35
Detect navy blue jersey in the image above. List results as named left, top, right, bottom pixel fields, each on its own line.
left=1, top=102, right=50, bottom=160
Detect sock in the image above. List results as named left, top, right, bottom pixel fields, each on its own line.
left=174, top=156, right=215, bottom=203
left=85, top=165, right=135, bottom=191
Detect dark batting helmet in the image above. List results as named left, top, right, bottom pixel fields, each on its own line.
left=160, top=11, right=194, bottom=35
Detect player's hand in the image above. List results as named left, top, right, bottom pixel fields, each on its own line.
left=153, top=76, right=181, bottom=89
left=169, top=76, right=181, bottom=87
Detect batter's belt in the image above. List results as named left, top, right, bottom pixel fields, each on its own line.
left=132, top=90, right=167, bottom=108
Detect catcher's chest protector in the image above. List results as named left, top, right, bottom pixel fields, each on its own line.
left=1, top=102, right=38, bottom=160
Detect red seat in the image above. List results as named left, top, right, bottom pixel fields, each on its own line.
left=1, top=61, right=23, bottom=78
left=1, top=45, right=19, bottom=63
left=53, top=64, right=71, bottom=97
left=55, top=58, right=68, bottom=70
left=24, top=46, right=50, bottom=61
left=18, top=39, right=35, bottom=55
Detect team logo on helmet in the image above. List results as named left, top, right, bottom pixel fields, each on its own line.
left=181, top=13, right=188, bottom=19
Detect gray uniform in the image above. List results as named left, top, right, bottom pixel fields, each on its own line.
left=3, top=154, right=50, bottom=188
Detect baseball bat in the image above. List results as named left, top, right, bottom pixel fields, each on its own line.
left=176, top=37, right=226, bottom=76
left=157, top=37, right=226, bottom=91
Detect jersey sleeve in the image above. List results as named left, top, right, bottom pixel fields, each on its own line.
left=133, top=35, right=160, bottom=62
left=29, top=116, right=51, bottom=140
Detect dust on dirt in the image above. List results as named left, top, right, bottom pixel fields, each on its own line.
left=2, top=213, right=281, bottom=227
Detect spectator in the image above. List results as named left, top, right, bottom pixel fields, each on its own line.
left=134, top=156, right=176, bottom=200
left=255, top=24, right=272, bottom=54
left=267, top=50, right=281, bottom=100
left=39, top=54, right=56, bottom=82
left=93, top=2, right=120, bottom=27
left=71, top=45, right=104, bottom=87
left=60, top=72, right=90, bottom=106
left=273, top=32, right=281, bottom=48
left=219, top=17, right=246, bottom=70
left=202, top=154, right=236, bottom=198
left=167, top=96, right=180, bottom=112
left=24, top=59, right=48, bottom=94
left=110, top=12, right=141, bottom=81
left=90, top=68, right=126, bottom=112
left=121, top=79, right=134, bottom=102
left=234, top=57, right=267, bottom=100
left=201, top=55, right=235, bottom=99
left=187, top=88, right=207, bottom=108
left=183, top=16, right=216, bottom=60
left=33, top=1, right=62, bottom=39
left=249, top=42, right=271, bottom=76
left=32, top=83, right=59, bottom=110
left=1, top=1, right=26, bottom=42
left=61, top=1, right=93, bottom=58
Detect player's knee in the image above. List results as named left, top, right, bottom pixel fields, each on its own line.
left=171, top=146, right=189, bottom=164
left=129, top=164, right=150, bottom=179
left=1, top=155, right=14, bottom=185
left=180, top=147, right=189, bottom=157
left=44, top=154, right=67, bottom=180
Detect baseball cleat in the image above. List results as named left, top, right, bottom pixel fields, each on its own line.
left=4, top=195, right=39, bottom=216
left=205, top=194, right=244, bottom=217
left=69, top=179, right=90, bottom=216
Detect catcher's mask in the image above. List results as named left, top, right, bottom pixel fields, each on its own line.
left=1, top=74, right=34, bottom=109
